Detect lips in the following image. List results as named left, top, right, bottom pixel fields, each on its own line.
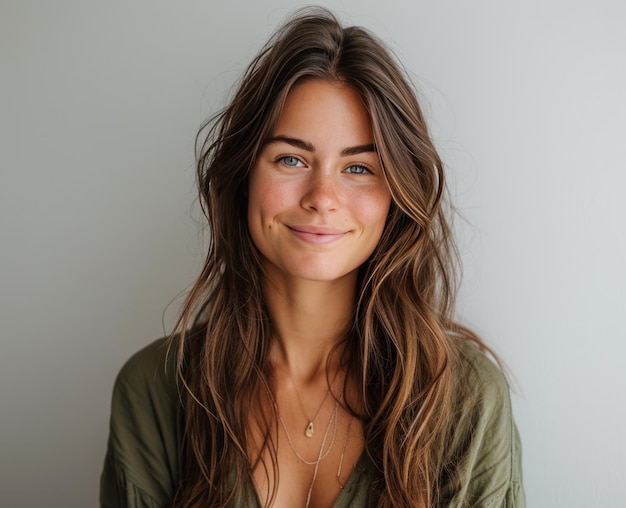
left=286, top=225, right=348, bottom=244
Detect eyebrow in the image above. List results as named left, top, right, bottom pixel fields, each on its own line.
left=266, top=135, right=377, bottom=157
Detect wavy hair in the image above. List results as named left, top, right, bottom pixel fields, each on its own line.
left=171, top=7, right=489, bottom=507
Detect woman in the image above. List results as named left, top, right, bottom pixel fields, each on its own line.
left=101, top=8, right=524, bottom=508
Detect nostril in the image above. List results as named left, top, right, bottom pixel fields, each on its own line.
left=301, top=183, right=339, bottom=213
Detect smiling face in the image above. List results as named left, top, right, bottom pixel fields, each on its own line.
left=247, top=79, right=392, bottom=286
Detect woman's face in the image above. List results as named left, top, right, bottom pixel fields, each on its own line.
left=248, top=79, right=391, bottom=285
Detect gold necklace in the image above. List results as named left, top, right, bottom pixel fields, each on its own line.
left=273, top=392, right=355, bottom=508
left=287, top=375, right=331, bottom=438
left=336, top=415, right=354, bottom=488
left=299, top=388, right=330, bottom=438
left=277, top=401, right=338, bottom=464
left=306, top=412, right=354, bottom=508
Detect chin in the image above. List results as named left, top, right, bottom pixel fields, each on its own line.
left=275, top=262, right=360, bottom=285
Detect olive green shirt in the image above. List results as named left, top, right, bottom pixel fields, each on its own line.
left=100, top=338, right=525, bottom=507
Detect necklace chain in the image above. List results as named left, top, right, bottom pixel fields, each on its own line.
left=306, top=410, right=354, bottom=508
left=277, top=401, right=338, bottom=465
left=288, top=376, right=330, bottom=438
left=336, top=415, right=353, bottom=489
left=305, top=406, right=336, bottom=508
left=268, top=369, right=355, bottom=507
left=270, top=387, right=356, bottom=508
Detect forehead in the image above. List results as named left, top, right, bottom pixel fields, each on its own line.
left=270, top=79, right=374, bottom=148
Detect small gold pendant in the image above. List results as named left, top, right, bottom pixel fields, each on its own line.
left=305, top=421, right=314, bottom=438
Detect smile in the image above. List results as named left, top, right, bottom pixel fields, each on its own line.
left=286, top=225, right=347, bottom=245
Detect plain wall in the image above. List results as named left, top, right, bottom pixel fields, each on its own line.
left=1, top=1, right=625, bottom=506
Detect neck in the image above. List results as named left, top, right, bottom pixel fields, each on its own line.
left=263, top=269, right=357, bottom=382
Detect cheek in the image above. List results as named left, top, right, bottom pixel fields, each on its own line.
left=250, top=174, right=301, bottom=217
left=248, top=170, right=271, bottom=216
left=249, top=183, right=280, bottom=222
left=360, top=190, right=392, bottom=232
left=247, top=172, right=264, bottom=234
left=247, top=174, right=295, bottom=236
left=247, top=187, right=268, bottom=255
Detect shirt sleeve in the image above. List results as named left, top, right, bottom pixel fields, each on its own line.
left=101, top=448, right=165, bottom=508
left=100, top=338, right=181, bottom=508
left=443, top=342, right=526, bottom=507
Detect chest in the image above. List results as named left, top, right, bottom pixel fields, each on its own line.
left=251, top=405, right=364, bottom=508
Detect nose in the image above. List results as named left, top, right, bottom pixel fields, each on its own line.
left=300, top=170, right=339, bottom=214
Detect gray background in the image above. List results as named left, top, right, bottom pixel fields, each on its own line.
left=2, top=0, right=625, bottom=506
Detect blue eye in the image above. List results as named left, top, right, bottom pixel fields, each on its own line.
left=279, top=156, right=302, bottom=167
left=344, top=165, right=370, bottom=175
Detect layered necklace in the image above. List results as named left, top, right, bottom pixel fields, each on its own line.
left=277, top=399, right=339, bottom=464
left=273, top=381, right=355, bottom=508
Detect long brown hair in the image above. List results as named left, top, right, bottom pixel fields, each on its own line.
left=171, top=7, right=489, bottom=507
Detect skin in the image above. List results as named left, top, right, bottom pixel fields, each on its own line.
left=247, top=79, right=391, bottom=507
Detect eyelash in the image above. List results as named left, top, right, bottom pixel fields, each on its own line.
left=276, top=156, right=373, bottom=175
left=344, top=164, right=372, bottom=175
left=277, top=155, right=304, bottom=167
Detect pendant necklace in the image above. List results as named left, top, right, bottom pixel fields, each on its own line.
left=277, top=400, right=339, bottom=464
left=302, top=390, right=330, bottom=438
left=272, top=387, right=356, bottom=508
left=289, top=377, right=331, bottom=438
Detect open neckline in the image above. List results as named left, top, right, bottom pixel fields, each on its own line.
left=251, top=452, right=370, bottom=507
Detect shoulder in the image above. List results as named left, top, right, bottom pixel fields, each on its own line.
left=443, top=339, right=525, bottom=507
left=109, top=338, right=180, bottom=437
left=455, top=339, right=510, bottom=411
left=113, top=337, right=177, bottom=398
left=101, top=338, right=181, bottom=506
left=450, top=339, right=514, bottom=461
